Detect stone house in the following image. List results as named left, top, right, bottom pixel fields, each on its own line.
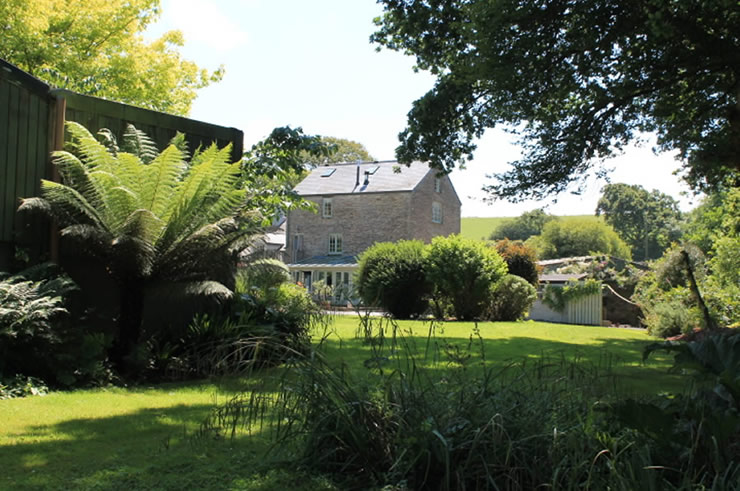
left=286, top=160, right=461, bottom=303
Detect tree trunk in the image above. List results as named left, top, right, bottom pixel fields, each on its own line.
left=111, top=280, right=144, bottom=374
left=681, top=249, right=715, bottom=331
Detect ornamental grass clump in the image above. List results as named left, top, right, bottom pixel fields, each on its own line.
left=197, top=317, right=737, bottom=490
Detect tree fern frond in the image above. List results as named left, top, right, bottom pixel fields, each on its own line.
left=145, top=280, right=233, bottom=305
left=51, top=151, right=105, bottom=209
left=115, top=153, right=146, bottom=199
left=122, top=124, right=159, bottom=164
left=105, top=186, right=140, bottom=233
left=141, top=144, right=187, bottom=216
left=18, top=197, right=52, bottom=216
left=119, top=208, right=163, bottom=246
left=97, top=128, right=119, bottom=156
left=60, top=224, right=112, bottom=257
left=40, top=180, right=108, bottom=230
left=64, top=122, right=116, bottom=173
left=168, top=132, right=189, bottom=158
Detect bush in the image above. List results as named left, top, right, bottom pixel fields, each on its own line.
left=488, top=208, right=555, bottom=241
left=426, top=235, right=507, bottom=320
left=644, top=299, right=694, bottom=337
left=0, top=374, right=49, bottom=399
left=356, top=240, right=430, bottom=319
left=487, top=274, right=537, bottom=321
left=493, top=239, right=539, bottom=285
left=530, top=218, right=632, bottom=259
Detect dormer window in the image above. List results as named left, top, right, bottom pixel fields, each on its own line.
left=322, top=198, right=333, bottom=218
left=432, top=202, right=442, bottom=224
left=435, top=177, right=442, bottom=193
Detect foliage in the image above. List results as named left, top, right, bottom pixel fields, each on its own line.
left=0, top=264, right=112, bottom=386
left=486, top=274, right=536, bottom=321
left=425, top=235, right=507, bottom=320
left=19, top=122, right=254, bottom=373
left=488, top=208, right=555, bottom=241
left=530, top=218, right=632, bottom=260
left=356, top=240, right=430, bottom=319
left=0, top=374, right=48, bottom=399
left=493, top=239, right=539, bottom=285
left=542, top=279, right=602, bottom=313
left=241, top=126, right=336, bottom=224
left=0, top=263, right=75, bottom=340
left=299, top=136, right=374, bottom=166
left=237, top=259, right=290, bottom=294
left=0, top=0, right=222, bottom=115
left=372, top=0, right=740, bottom=199
left=684, top=187, right=740, bottom=253
left=608, top=333, right=740, bottom=480
left=596, top=183, right=683, bottom=260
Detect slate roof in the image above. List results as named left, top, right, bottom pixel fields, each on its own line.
left=287, top=255, right=359, bottom=268
left=293, top=160, right=432, bottom=196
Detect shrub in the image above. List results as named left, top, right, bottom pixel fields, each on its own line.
left=488, top=208, right=555, bottom=241
left=531, top=218, right=632, bottom=259
left=644, top=299, right=693, bottom=337
left=486, top=274, right=537, bottom=321
left=426, top=235, right=507, bottom=320
left=493, top=239, right=539, bottom=285
left=0, top=374, right=49, bottom=399
left=356, top=240, right=430, bottom=319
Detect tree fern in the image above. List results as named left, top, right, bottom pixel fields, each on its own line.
left=19, top=122, right=257, bottom=372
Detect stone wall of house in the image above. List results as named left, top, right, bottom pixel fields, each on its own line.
left=286, top=192, right=413, bottom=261
left=408, top=172, right=461, bottom=242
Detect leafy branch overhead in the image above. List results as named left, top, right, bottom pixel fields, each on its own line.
left=373, top=0, right=740, bottom=200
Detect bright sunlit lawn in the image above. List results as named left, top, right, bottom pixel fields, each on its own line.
left=0, top=317, right=680, bottom=490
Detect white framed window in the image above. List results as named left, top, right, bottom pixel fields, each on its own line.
left=435, top=177, right=442, bottom=193
left=322, top=198, right=333, bottom=218
left=328, top=233, right=343, bottom=254
left=432, top=202, right=442, bottom=224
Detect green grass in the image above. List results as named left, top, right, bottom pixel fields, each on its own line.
left=0, top=318, right=680, bottom=490
left=461, top=215, right=601, bottom=241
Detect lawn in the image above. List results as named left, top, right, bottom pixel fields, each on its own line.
left=0, top=317, right=679, bottom=490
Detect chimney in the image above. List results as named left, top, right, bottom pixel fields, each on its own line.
left=356, top=161, right=361, bottom=186
left=364, top=170, right=370, bottom=186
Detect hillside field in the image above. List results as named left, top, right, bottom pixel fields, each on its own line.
left=461, top=215, right=600, bottom=241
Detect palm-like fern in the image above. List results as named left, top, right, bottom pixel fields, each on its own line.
left=20, top=122, right=256, bottom=369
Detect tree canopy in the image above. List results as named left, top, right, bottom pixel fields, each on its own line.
left=596, top=183, right=683, bottom=260
left=0, top=0, right=222, bottom=115
left=372, top=0, right=740, bottom=200
left=299, top=137, right=375, bottom=167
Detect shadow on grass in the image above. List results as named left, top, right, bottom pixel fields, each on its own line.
left=0, top=379, right=329, bottom=491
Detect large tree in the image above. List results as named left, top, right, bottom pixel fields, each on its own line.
left=0, top=0, right=221, bottom=115
left=596, top=183, right=683, bottom=260
left=372, top=0, right=740, bottom=200
left=299, top=137, right=375, bottom=167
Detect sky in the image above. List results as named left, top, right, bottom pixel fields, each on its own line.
left=144, top=0, right=699, bottom=217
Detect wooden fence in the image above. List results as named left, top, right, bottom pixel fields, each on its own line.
left=0, top=58, right=244, bottom=271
